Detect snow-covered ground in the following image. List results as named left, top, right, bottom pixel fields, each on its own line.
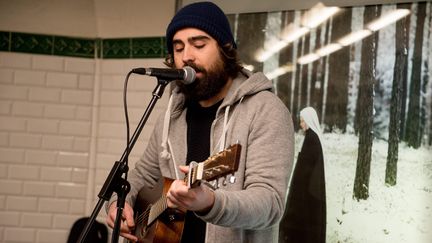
left=308, top=132, right=432, bottom=243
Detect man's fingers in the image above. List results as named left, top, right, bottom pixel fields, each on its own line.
left=107, top=202, right=137, bottom=236
left=123, top=204, right=135, bottom=228
left=166, top=191, right=180, bottom=208
left=120, top=231, right=139, bottom=242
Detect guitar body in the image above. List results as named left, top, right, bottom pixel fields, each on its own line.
left=132, top=178, right=186, bottom=243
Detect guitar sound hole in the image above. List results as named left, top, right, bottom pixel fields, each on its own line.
left=136, top=222, right=149, bottom=238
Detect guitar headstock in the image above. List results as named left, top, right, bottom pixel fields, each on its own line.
left=188, top=143, right=241, bottom=187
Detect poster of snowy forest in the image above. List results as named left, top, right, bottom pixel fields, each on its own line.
left=228, top=1, right=432, bottom=242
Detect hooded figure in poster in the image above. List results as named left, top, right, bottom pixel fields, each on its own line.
left=280, top=107, right=327, bottom=243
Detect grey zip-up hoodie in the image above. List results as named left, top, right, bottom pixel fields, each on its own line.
left=120, top=68, right=294, bottom=243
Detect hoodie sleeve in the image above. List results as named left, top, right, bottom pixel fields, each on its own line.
left=198, top=91, right=295, bottom=229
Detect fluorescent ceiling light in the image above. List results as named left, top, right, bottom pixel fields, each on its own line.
left=338, top=29, right=373, bottom=46
left=301, top=3, right=340, bottom=28
left=367, top=9, right=411, bottom=31
left=256, top=25, right=310, bottom=62
left=256, top=40, right=289, bottom=62
left=316, top=43, right=342, bottom=56
left=280, top=25, right=310, bottom=43
left=297, top=53, right=320, bottom=65
left=254, top=3, right=340, bottom=63
left=265, top=64, right=295, bottom=80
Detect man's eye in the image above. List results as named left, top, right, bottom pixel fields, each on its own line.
left=174, top=47, right=184, bottom=52
left=195, top=44, right=205, bottom=49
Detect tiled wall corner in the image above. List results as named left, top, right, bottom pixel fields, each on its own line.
left=0, top=52, right=95, bottom=242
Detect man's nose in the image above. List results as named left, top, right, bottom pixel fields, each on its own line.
left=181, top=46, right=195, bottom=63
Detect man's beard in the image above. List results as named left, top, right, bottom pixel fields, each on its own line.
left=176, top=58, right=229, bottom=102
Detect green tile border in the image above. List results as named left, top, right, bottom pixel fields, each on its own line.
left=102, top=38, right=131, bottom=59
left=11, top=32, right=54, bottom=55
left=53, top=36, right=95, bottom=58
left=131, top=37, right=166, bottom=59
left=0, top=31, right=167, bottom=59
left=0, top=31, right=10, bottom=51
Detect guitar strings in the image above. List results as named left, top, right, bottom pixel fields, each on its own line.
left=135, top=195, right=167, bottom=225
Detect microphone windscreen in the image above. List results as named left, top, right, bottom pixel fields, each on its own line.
left=183, top=66, right=196, bottom=85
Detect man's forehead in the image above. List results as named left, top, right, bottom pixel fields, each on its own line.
left=173, top=27, right=213, bottom=41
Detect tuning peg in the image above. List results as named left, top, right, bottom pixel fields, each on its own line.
left=210, top=179, right=217, bottom=189
left=222, top=176, right=227, bottom=187
left=229, top=174, right=236, bottom=184
left=201, top=180, right=217, bottom=190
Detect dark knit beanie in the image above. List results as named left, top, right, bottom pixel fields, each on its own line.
left=166, top=1, right=237, bottom=54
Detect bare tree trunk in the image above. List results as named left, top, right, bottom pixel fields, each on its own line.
left=293, top=34, right=305, bottom=130
left=430, top=104, right=432, bottom=146
left=405, top=2, right=426, bottom=148
left=321, top=20, right=332, bottom=126
left=310, top=26, right=324, bottom=116
left=430, top=89, right=432, bottom=145
left=353, top=5, right=380, bottom=200
left=277, top=11, right=295, bottom=111
left=428, top=4, right=432, bottom=146
left=300, top=34, right=310, bottom=109
left=399, top=5, right=413, bottom=140
left=236, top=12, right=267, bottom=72
left=385, top=3, right=411, bottom=186
left=325, top=8, right=352, bottom=132
left=421, top=2, right=431, bottom=145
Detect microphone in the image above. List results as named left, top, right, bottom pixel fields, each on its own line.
left=131, top=66, right=196, bottom=84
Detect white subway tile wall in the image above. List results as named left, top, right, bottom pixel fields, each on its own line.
left=0, top=52, right=168, bottom=242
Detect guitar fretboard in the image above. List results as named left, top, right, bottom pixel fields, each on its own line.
left=148, top=194, right=168, bottom=226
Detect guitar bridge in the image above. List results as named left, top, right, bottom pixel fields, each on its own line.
left=162, top=208, right=185, bottom=223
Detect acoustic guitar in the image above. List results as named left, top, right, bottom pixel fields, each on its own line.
left=130, top=143, right=241, bottom=243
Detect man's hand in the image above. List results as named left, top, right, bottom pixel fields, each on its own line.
left=106, top=202, right=138, bottom=242
left=166, top=165, right=215, bottom=213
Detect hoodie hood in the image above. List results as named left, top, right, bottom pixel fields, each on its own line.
left=221, top=68, right=274, bottom=108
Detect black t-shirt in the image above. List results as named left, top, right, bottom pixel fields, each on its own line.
left=181, top=99, right=222, bottom=243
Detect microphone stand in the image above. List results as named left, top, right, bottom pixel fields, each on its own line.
left=78, top=78, right=170, bottom=243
